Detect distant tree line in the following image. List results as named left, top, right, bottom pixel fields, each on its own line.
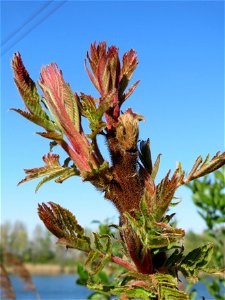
left=0, top=221, right=85, bottom=266
left=1, top=220, right=223, bottom=269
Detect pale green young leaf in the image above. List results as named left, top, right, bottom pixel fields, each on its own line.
left=151, top=154, right=161, bottom=180
left=18, top=153, right=78, bottom=190
left=11, top=108, right=56, bottom=131
left=62, top=84, right=80, bottom=131
left=183, top=152, right=225, bottom=185
left=35, top=167, right=77, bottom=192
left=36, top=131, right=63, bottom=141
left=55, top=167, right=79, bottom=183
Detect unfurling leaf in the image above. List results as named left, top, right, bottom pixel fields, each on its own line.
left=118, top=49, right=138, bottom=98
left=80, top=93, right=108, bottom=138
left=38, top=202, right=91, bottom=252
left=155, top=166, right=184, bottom=220
left=39, top=63, right=99, bottom=172
left=12, top=53, right=51, bottom=122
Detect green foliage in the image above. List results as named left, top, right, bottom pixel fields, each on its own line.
left=186, top=167, right=225, bottom=299
left=187, top=167, right=225, bottom=230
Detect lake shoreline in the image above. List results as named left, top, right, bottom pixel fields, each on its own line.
left=24, top=263, right=77, bottom=275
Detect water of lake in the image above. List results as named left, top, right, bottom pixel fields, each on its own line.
left=10, top=275, right=91, bottom=300
left=9, top=274, right=220, bottom=299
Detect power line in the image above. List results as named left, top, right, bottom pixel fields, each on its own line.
left=1, top=1, right=67, bottom=56
left=1, top=1, right=53, bottom=46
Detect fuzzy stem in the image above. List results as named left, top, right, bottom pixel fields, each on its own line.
left=111, top=255, right=136, bottom=271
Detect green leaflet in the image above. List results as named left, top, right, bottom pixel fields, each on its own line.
left=165, top=248, right=184, bottom=269
left=36, top=131, right=63, bottom=141
left=93, top=234, right=104, bottom=252
left=156, top=274, right=189, bottom=300
left=55, top=168, right=79, bottom=183
left=124, top=197, right=184, bottom=252
left=76, top=263, right=89, bottom=286
left=159, top=286, right=189, bottom=300
left=151, top=154, right=161, bottom=180
left=111, top=286, right=156, bottom=299
left=87, top=292, right=109, bottom=300
left=40, top=93, right=64, bottom=133
left=94, top=233, right=112, bottom=254
left=81, top=95, right=106, bottom=138
left=180, top=243, right=214, bottom=278
left=57, top=236, right=91, bottom=252
left=86, top=282, right=111, bottom=294
left=34, top=169, right=70, bottom=192
left=85, top=250, right=110, bottom=275
left=87, top=283, right=156, bottom=300
left=122, top=271, right=152, bottom=282
left=11, top=108, right=56, bottom=132
left=85, top=233, right=112, bottom=275
left=35, top=167, right=78, bottom=192
left=81, top=92, right=113, bottom=139
left=62, top=84, right=80, bottom=132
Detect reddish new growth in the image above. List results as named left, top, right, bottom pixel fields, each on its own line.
left=12, top=42, right=225, bottom=277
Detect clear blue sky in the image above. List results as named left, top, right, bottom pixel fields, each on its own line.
left=1, top=1, right=224, bottom=235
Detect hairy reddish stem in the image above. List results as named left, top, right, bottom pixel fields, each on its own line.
left=111, top=255, right=136, bottom=271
